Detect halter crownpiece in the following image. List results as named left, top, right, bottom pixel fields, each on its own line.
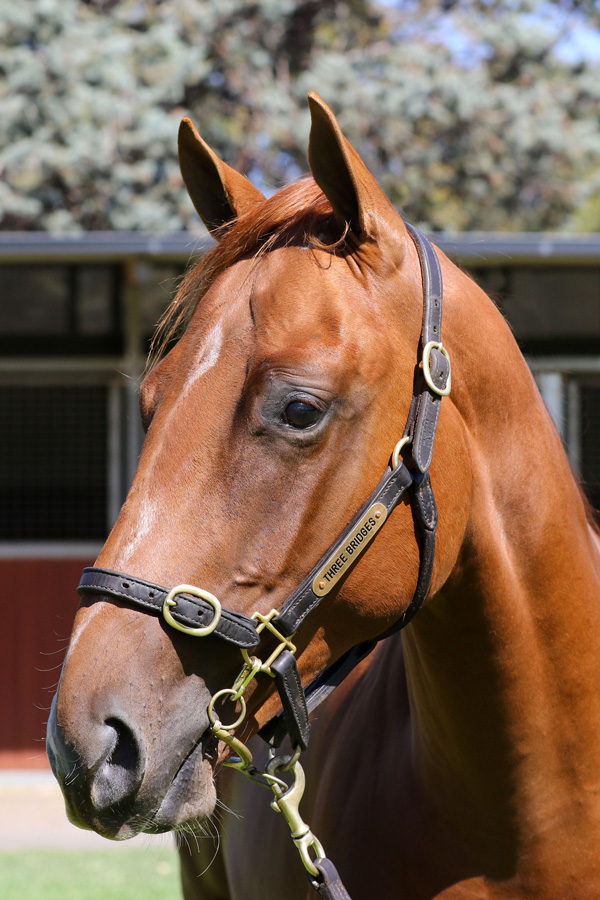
left=76, top=224, right=450, bottom=900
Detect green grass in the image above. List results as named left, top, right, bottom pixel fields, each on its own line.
left=0, top=848, right=182, bottom=900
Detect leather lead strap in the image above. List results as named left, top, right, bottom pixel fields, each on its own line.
left=269, top=650, right=311, bottom=751
left=310, top=859, right=353, bottom=900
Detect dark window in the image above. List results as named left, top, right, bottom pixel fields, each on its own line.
left=0, top=385, right=108, bottom=540
left=138, top=263, right=182, bottom=348
left=506, top=268, right=600, bottom=340
left=475, top=266, right=600, bottom=355
left=0, top=266, right=70, bottom=334
left=0, top=265, right=122, bottom=355
left=581, top=385, right=600, bottom=520
left=75, top=267, right=117, bottom=335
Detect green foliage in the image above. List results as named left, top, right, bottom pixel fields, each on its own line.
left=0, top=848, right=181, bottom=900
left=1, top=0, right=599, bottom=231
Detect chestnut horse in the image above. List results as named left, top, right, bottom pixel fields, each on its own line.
left=48, top=93, right=600, bottom=899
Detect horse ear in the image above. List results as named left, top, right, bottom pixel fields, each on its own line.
left=307, top=92, right=401, bottom=241
left=178, top=117, right=264, bottom=236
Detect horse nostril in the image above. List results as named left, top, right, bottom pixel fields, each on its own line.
left=90, top=717, right=145, bottom=812
left=105, top=717, right=139, bottom=771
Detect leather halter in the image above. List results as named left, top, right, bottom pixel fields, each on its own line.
left=77, top=223, right=450, bottom=754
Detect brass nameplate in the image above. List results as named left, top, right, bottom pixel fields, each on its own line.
left=312, top=502, right=387, bottom=597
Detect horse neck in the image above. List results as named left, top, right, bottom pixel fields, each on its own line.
left=393, top=265, right=600, bottom=865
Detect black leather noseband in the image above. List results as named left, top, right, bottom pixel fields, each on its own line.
left=78, top=568, right=262, bottom=648
left=77, top=224, right=450, bottom=753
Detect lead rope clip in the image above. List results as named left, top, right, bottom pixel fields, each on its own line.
left=265, top=754, right=325, bottom=878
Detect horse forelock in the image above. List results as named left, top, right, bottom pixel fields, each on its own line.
left=150, top=177, right=342, bottom=366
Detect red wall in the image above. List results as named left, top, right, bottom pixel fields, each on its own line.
left=0, top=558, right=89, bottom=767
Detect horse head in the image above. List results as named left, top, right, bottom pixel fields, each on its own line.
left=47, top=94, right=471, bottom=840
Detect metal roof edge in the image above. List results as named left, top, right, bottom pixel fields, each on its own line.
left=0, top=231, right=599, bottom=265
left=0, top=232, right=213, bottom=262
left=431, top=232, right=600, bottom=266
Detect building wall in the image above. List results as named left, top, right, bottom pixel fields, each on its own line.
left=0, top=558, right=89, bottom=766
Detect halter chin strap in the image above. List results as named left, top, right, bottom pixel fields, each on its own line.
left=76, top=223, right=449, bottom=754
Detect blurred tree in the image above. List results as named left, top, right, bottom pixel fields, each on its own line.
left=1, top=0, right=599, bottom=232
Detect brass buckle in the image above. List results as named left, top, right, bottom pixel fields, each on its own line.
left=422, top=340, right=451, bottom=397
left=162, top=584, right=222, bottom=637
left=239, top=609, right=296, bottom=677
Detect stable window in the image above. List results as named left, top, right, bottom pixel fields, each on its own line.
left=536, top=371, right=600, bottom=522
left=0, top=384, right=112, bottom=541
left=578, top=381, right=600, bottom=517
left=0, top=264, right=122, bottom=355
left=472, top=266, right=600, bottom=356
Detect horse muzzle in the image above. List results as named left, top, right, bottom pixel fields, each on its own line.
left=47, top=683, right=217, bottom=839
left=46, top=692, right=151, bottom=838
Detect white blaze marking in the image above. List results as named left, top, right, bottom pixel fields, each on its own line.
left=182, top=322, right=224, bottom=396
left=68, top=603, right=104, bottom=655
left=114, top=321, right=224, bottom=566
left=117, top=490, right=159, bottom=564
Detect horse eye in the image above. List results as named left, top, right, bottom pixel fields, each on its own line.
left=283, top=400, right=323, bottom=429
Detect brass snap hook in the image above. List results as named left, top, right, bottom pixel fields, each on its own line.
left=266, top=759, right=325, bottom=877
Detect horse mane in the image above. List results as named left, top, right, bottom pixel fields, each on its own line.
left=149, top=177, right=341, bottom=365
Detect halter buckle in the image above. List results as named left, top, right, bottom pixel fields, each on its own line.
left=162, top=584, right=222, bottom=637
left=422, top=340, right=451, bottom=396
